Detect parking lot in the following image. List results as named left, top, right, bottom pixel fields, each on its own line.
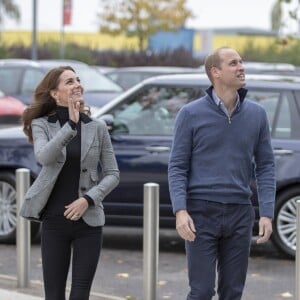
left=0, top=67, right=299, bottom=300
left=0, top=227, right=296, bottom=300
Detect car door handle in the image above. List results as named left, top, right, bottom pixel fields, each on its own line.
left=273, top=149, right=294, bottom=155
left=145, top=146, right=170, bottom=153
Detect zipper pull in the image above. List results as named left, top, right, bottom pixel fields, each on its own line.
left=228, top=116, right=231, bottom=124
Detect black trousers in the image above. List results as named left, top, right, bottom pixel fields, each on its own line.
left=41, top=215, right=103, bottom=300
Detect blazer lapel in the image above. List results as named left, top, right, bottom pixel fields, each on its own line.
left=47, top=112, right=95, bottom=161
left=81, top=121, right=97, bottom=161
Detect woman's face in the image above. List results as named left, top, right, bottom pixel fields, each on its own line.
left=51, top=69, right=84, bottom=107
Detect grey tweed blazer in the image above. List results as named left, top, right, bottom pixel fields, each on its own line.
left=20, top=113, right=120, bottom=226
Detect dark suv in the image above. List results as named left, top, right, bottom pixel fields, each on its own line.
left=0, top=73, right=299, bottom=258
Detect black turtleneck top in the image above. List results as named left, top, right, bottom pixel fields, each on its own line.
left=43, top=106, right=93, bottom=216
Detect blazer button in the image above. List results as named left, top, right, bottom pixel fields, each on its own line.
left=81, top=187, right=87, bottom=191
left=82, top=168, right=87, bottom=173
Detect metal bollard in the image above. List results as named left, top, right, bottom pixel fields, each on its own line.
left=296, top=200, right=300, bottom=300
left=143, top=183, right=159, bottom=300
left=16, top=168, right=31, bottom=288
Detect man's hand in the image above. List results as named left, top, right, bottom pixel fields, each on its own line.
left=175, top=210, right=196, bottom=241
left=256, top=216, right=273, bottom=244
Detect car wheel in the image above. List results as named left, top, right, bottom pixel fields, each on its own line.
left=271, top=187, right=300, bottom=259
left=0, top=171, right=40, bottom=243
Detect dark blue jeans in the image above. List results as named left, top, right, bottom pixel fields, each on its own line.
left=186, top=201, right=254, bottom=300
left=41, top=215, right=103, bottom=300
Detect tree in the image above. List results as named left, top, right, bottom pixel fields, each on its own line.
left=0, top=0, right=20, bottom=27
left=97, top=0, right=193, bottom=51
left=272, top=0, right=300, bottom=36
left=271, top=0, right=283, bottom=34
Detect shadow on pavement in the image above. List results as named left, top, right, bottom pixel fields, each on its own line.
left=102, top=226, right=291, bottom=260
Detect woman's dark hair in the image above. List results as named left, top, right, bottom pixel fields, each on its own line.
left=22, top=66, right=89, bottom=143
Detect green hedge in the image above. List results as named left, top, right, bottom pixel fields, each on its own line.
left=1, top=39, right=300, bottom=66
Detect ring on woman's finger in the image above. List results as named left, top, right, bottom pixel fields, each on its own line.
left=74, top=213, right=80, bottom=217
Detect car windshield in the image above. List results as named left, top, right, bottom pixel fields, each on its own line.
left=108, top=86, right=204, bottom=136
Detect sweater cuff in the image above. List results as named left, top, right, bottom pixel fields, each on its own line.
left=68, top=120, right=77, bottom=130
left=83, top=195, right=95, bottom=206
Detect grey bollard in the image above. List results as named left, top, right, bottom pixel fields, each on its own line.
left=16, top=168, right=31, bottom=288
left=143, top=183, right=159, bottom=300
left=296, top=200, right=300, bottom=300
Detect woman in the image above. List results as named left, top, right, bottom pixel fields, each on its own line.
left=20, top=66, right=120, bottom=300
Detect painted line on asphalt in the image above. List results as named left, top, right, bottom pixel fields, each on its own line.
left=0, top=274, right=125, bottom=300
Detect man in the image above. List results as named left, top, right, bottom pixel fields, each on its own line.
left=168, top=47, right=275, bottom=300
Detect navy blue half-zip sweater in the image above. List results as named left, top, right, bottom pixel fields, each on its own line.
left=168, top=86, right=276, bottom=218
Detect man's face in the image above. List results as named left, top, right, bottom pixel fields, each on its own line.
left=217, top=48, right=246, bottom=89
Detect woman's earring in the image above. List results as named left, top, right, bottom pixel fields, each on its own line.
left=56, top=98, right=60, bottom=104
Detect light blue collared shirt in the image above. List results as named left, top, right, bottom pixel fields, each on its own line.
left=212, top=89, right=240, bottom=118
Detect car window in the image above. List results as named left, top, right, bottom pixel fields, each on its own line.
left=20, top=69, right=44, bottom=94
left=77, top=67, right=123, bottom=93
left=0, top=68, right=22, bottom=94
left=275, top=96, right=291, bottom=138
left=109, top=72, right=144, bottom=90
left=247, top=91, right=279, bottom=132
left=109, top=86, right=204, bottom=136
left=247, top=90, right=292, bottom=139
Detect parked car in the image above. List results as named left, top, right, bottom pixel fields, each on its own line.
left=0, top=90, right=26, bottom=125
left=92, top=65, right=117, bottom=74
left=105, top=66, right=199, bottom=90
left=0, top=59, right=124, bottom=108
left=198, top=62, right=298, bottom=76
left=0, top=73, right=299, bottom=258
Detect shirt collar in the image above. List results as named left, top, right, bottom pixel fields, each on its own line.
left=212, top=89, right=240, bottom=109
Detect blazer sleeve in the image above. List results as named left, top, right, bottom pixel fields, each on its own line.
left=85, top=121, right=120, bottom=204
left=32, top=118, right=77, bottom=166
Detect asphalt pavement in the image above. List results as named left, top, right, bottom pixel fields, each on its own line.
left=0, top=287, right=42, bottom=300
left=0, top=227, right=296, bottom=300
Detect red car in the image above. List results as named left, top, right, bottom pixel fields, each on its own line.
left=0, top=91, right=26, bottom=124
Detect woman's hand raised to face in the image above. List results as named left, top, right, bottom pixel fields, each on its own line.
left=68, top=94, right=82, bottom=124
